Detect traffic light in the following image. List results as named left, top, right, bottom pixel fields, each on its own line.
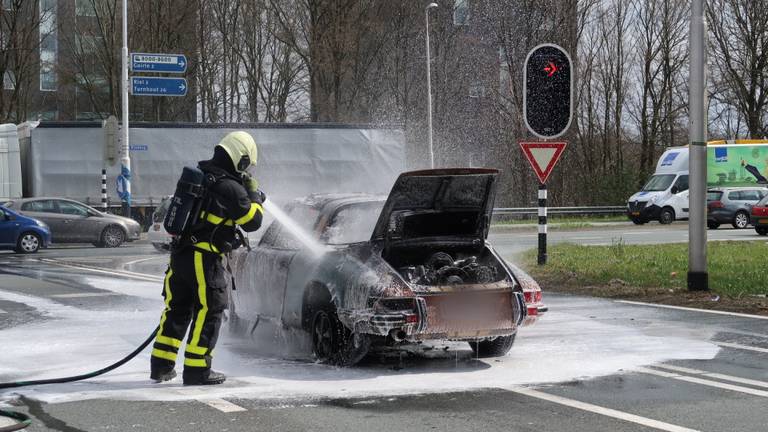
left=524, top=44, right=573, bottom=139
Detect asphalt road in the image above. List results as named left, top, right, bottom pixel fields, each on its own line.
left=1, top=224, right=767, bottom=432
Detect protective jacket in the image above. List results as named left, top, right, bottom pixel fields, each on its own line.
left=186, top=160, right=264, bottom=254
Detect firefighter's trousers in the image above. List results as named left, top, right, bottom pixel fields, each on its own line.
left=150, top=247, right=228, bottom=374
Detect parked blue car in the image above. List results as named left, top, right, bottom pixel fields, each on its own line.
left=0, top=205, right=51, bottom=253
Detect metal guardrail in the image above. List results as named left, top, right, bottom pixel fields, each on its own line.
left=493, top=206, right=626, bottom=217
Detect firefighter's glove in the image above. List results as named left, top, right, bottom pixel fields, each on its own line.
left=250, top=189, right=266, bottom=204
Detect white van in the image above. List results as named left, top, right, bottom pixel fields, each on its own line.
left=627, top=147, right=690, bottom=224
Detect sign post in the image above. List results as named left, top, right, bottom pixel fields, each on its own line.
left=522, top=43, right=573, bottom=265
left=520, top=142, right=567, bottom=265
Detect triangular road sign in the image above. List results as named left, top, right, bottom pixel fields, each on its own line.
left=519, top=141, right=567, bottom=184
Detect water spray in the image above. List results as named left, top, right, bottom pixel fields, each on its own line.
left=262, top=199, right=327, bottom=258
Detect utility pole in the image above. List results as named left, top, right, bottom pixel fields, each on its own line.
left=425, top=2, right=437, bottom=169
left=120, top=0, right=131, bottom=217
left=688, top=0, right=708, bottom=291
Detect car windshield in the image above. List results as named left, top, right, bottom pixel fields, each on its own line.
left=641, top=174, right=676, bottom=192
left=707, top=191, right=723, bottom=201
left=324, top=202, right=385, bottom=245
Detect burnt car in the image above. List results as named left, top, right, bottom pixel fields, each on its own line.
left=230, top=169, right=545, bottom=366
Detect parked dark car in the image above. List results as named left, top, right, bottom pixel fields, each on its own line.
left=706, top=187, right=768, bottom=229
left=751, top=195, right=768, bottom=236
left=4, top=198, right=141, bottom=247
left=229, top=169, right=544, bottom=366
left=0, top=205, right=51, bottom=253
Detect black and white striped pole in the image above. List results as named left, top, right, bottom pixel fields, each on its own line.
left=101, top=168, right=108, bottom=212
left=537, top=183, right=547, bottom=265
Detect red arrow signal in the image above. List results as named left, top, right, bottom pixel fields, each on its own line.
left=543, top=62, right=558, bottom=77
left=519, top=142, right=567, bottom=184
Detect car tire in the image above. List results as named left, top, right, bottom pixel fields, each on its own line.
left=99, top=225, right=125, bottom=248
left=310, top=303, right=370, bottom=366
left=659, top=208, right=675, bottom=225
left=707, top=221, right=720, bottom=230
left=15, top=232, right=41, bottom=254
left=468, top=334, right=517, bottom=358
left=756, top=227, right=768, bottom=236
left=732, top=211, right=750, bottom=229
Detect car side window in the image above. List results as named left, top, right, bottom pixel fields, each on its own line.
left=744, top=190, right=762, bottom=201
left=58, top=201, right=89, bottom=216
left=266, top=204, right=319, bottom=250
left=22, top=200, right=57, bottom=213
left=0, top=208, right=5, bottom=219
left=673, top=175, right=689, bottom=192
left=727, top=191, right=740, bottom=201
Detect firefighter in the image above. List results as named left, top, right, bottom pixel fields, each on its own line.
left=150, top=131, right=265, bottom=385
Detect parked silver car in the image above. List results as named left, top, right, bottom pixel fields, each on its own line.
left=4, top=198, right=141, bottom=247
left=706, top=187, right=768, bottom=229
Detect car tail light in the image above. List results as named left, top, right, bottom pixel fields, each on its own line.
left=534, top=291, right=542, bottom=303
left=523, top=291, right=533, bottom=304
left=708, top=201, right=724, bottom=209
left=405, top=314, right=419, bottom=324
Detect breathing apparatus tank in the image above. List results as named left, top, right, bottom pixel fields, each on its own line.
left=164, top=166, right=206, bottom=236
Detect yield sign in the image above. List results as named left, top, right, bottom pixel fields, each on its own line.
left=519, top=141, right=567, bottom=184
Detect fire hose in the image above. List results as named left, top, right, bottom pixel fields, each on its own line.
left=0, top=327, right=159, bottom=431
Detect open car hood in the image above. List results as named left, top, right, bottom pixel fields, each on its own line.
left=371, top=168, right=499, bottom=242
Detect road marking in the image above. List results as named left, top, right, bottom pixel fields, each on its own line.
left=38, top=259, right=164, bottom=283
left=571, top=236, right=602, bottom=240
left=123, top=256, right=164, bottom=267
left=0, top=308, right=6, bottom=314
left=625, top=231, right=652, bottom=235
left=503, top=387, right=701, bottom=432
left=615, top=300, right=768, bottom=320
left=715, top=341, right=768, bottom=354
left=637, top=367, right=768, bottom=398
left=654, top=364, right=768, bottom=389
left=200, top=398, right=247, bottom=413
left=51, top=292, right=121, bottom=299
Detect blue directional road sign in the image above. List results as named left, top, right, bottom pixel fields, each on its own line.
left=131, top=53, right=187, bottom=73
left=131, top=77, right=188, bottom=97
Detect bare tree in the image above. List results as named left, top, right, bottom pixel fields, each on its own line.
left=707, top=0, right=768, bottom=138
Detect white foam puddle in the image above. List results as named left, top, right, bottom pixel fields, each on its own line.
left=0, top=289, right=719, bottom=405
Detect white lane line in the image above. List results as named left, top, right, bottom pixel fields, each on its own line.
left=0, top=308, right=6, bottom=314
left=504, top=387, right=701, bottom=432
left=625, top=231, right=653, bottom=235
left=637, top=367, right=768, bottom=398
left=654, top=364, right=768, bottom=389
left=716, top=341, right=768, bottom=354
left=615, top=300, right=768, bottom=320
left=123, top=256, right=164, bottom=267
left=38, top=259, right=164, bottom=283
left=200, top=398, right=247, bottom=413
left=51, top=292, right=121, bottom=299
left=571, top=236, right=603, bottom=240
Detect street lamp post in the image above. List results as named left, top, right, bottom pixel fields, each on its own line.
left=425, top=2, right=438, bottom=169
left=120, top=0, right=131, bottom=217
left=688, top=0, right=708, bottom=291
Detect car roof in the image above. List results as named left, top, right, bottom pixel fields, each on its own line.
left=707, top=187, right=768, bottom=192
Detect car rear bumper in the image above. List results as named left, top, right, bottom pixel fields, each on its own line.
left=707, top=208, right=736, bottom=223
left=352, top=291, right=528, bottom=341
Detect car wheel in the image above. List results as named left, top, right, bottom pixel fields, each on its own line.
left=15, top=232, right=41, bottom=254
left=630, top=218, right=645, bottom=225
left=756, top=227, right=768, bottom=236
left=659, top=208, right=675, bottom=225
left=468, top=334, right=517, bottom=358
left=310, top=303, right=370, bottom=366
left=100, top=225, right=125, bottom=248
left=732, top=211, right=750, bottom=229
left=707, top=221, right=720, bottom=230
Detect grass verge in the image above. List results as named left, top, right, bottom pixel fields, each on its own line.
left=522, top=241, right=768, bottom=314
